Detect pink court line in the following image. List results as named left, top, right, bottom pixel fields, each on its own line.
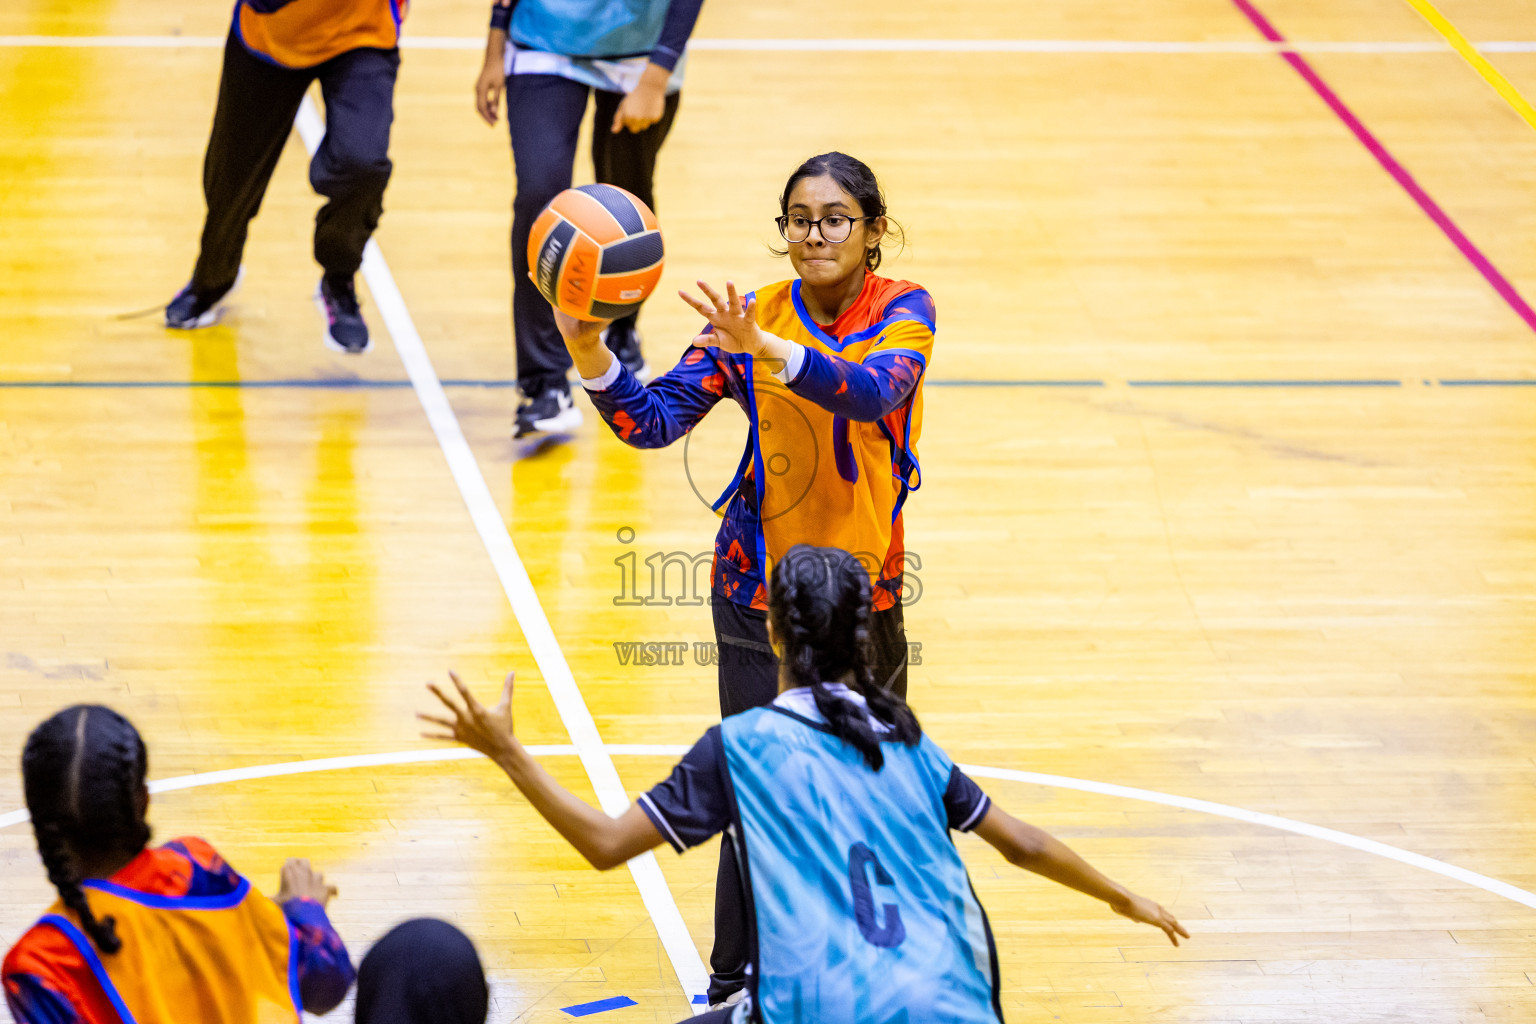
left=1229, top=0, right=1536, bottom=335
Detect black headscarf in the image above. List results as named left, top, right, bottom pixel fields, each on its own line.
left=356, top=919, right=489, bottom=1024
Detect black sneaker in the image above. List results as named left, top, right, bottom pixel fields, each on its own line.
left=603, top=318, right=651, bottom=382
left=316, top=274, right=371, bottom=354
left=514, top=385, right=582, bottom=438
left=164, top=267, right=243, bottom=329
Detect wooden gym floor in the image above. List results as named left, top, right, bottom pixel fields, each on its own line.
left=2, top=0, right=1535, bottom=1020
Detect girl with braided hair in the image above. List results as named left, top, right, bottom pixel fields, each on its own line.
left=3, top=705, right=356, bottom=1024
left=423, top=543, right=1189, bottom=1024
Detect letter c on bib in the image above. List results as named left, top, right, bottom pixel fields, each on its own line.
left=847, top=841, right=906, bottom=948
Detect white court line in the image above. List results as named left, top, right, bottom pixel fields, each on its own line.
left=5, top=746, right=1533, bottom=914
left=4, top=34, right=1536, bottom=53
left=0, top=745, right=688, bottom=830
left=292, top=96, right=711, bottom=1010
left=959, top=766, right=1536, bottom=913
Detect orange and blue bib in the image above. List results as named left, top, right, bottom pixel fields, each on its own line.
left=235, top=0, right=406, bottom=69
left=587, top=273, right=936, bottom=610
left=35, top=881, right=299, bottom=1024
left=3, top=840, right=321, bottom=1024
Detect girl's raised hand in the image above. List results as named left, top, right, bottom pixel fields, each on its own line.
left=679, top=280, right=765, bottom=355
left=419, top=670, right=520, bottom=763
left=276, top=858, right=339, bottom=908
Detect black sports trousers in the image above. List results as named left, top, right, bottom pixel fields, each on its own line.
left=190, top=34, right=399, bottom=300
left=705, top=597, right=909, bottom=1003
left=507, top=73, right=681, bottom=394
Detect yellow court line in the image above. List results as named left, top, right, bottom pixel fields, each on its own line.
left=1402, top=0, right=1536, bottom=133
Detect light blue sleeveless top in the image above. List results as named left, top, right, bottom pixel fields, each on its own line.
left=720, top=704, right=1002, bottom=1023
left=511, top=0, right=671, bottom=59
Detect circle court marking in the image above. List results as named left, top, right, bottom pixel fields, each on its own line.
left=3, top=746, right=1531, bottom=912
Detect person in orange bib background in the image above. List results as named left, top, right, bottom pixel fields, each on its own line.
left=2, top=706, right=355, bottom=1024
left=164, top=0, right=408, bottom=354
left=552, top=151, right=933, bottom=1007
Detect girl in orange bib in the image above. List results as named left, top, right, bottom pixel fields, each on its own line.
left=3, top=706, right=355, bottom=1024
left=557, top=152, right=933, bottom=1006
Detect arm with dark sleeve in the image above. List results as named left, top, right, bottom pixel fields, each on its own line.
left=4, top=971, right=80, bottom=1024
left=3, top=933, right=92, bottom=1024
left=787, top=294, right=936, bottom=422
left=637, top=727, right=732, bottom=852
left=788, top=347, right=925, bottom=423
left=650, top=0, right=705, bottom=71
left=283, top=898, right=356, bottom=1014
left=586, top=347, right=730, bottom=449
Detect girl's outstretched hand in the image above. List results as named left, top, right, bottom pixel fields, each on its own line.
left=679, top=280, right=767, bottom=355
left=275, top=858, right=338, bottom=907
left=420, top=670, right=520, bottom=763
left=1111, top=891, right=1190, bottom=946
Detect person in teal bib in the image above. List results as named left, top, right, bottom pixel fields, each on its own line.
left=421, top=544, right=1187, bottom=1021
left=474, top=0, right=705, bottom=438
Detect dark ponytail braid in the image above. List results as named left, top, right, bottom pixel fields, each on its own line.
left=769, top=545, right=921, bottom=770
left=23, top=705, right=152, bottom=955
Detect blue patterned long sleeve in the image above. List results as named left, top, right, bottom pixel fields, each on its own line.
left=783, top=287, right=934, bottom=421
left=787, top=348, right=926, bottom=423
left=283, top=898, right=356, bottom=1014
left=586, top=344, right=743, bottom=448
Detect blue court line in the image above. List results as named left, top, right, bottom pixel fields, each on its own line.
left=0, top=378, right=1532, bottom=389
left=561, top=995, right=639, bottom=1016
left=924, top=378, right=1105, bottom=387
left=693, top=994, right=709, bottom=1004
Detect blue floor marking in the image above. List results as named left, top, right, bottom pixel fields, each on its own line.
left=561, top=995, right=639, bottom=1016
left=693, top=994, right=709, bottom=1004
left=924, top=379, right=1105, bottom=387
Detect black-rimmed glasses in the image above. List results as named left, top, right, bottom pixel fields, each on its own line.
left=776, top=214, right=870, bottom=244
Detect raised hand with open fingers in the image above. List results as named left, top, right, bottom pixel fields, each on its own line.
left=678, top=279, right=765, bottom=354
left=419, top=670, right=520, bottom=764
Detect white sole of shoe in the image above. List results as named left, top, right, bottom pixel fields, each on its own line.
left=180, top=307, right=223, bottom=329
left=528, top=404, right=582, bottom=433
left=165, top=265, right=245, bottom=330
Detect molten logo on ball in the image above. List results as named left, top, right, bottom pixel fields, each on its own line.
left=560, top=251, right=595, bottom=309
left=528, top=184, right=664, bottom=321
